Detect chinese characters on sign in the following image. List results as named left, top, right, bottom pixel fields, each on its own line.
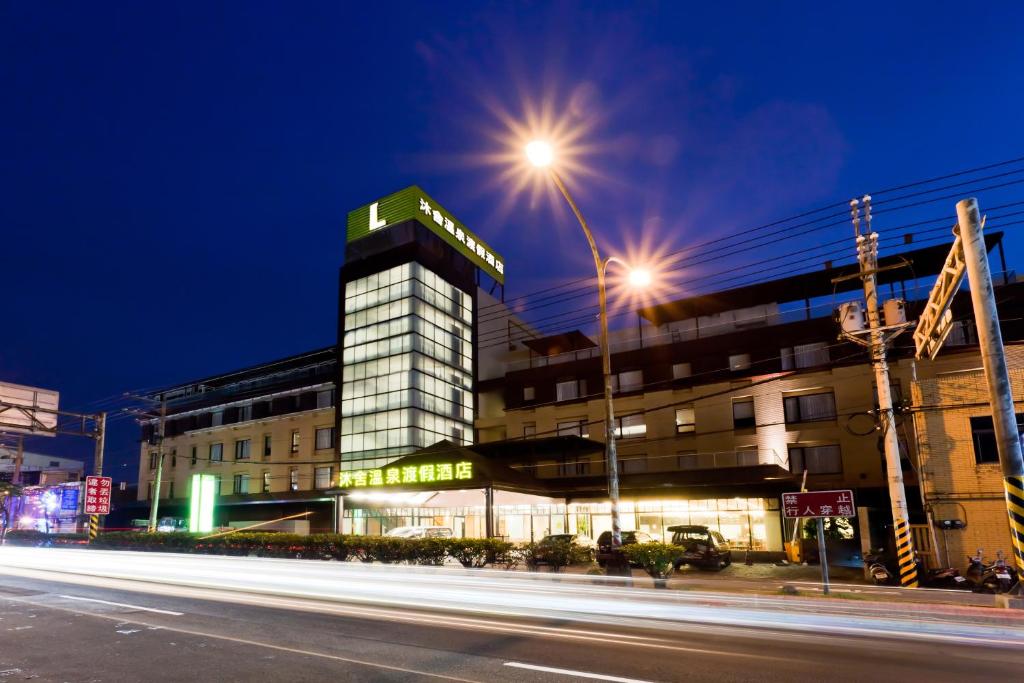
left=781, top=490, right=856, bottom=519
left=417, top=198, right=504, bottom=276
left=83, top=475, right=113, bottom=515
left=338, top=462, right=473, bottom=488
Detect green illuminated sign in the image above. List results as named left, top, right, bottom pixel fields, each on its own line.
left=347, top=186, right=505, bottom=284
left=339, top=461, right=474, bottom=488
left=188, top=474, right=217, bottom=533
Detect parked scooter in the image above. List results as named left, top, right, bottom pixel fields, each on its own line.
left=971, top=550, right=1020, bottom=594
left=863, top=549, right=969, bottom=589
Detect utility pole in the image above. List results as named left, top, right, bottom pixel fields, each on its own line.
left=146, top=394, right=167, bottom=533
left=849, top=196, right=919, bottom=587
left=12, top=435, right=24, bottom=485
left=88, top=412, right=107, bottom=542
left=956, top=198, right=1024, bottom=577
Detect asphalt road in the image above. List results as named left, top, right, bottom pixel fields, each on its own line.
left=1, top=552, right=1022, bottom=682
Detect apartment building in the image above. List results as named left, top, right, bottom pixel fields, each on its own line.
left=911, top=345, right=1024, bottom=567
left=136, top=347, right=339, bottom=530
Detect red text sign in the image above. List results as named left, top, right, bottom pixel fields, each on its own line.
left=782, top=490, right=856, bottom=518
left=84, top=475, right=113, bottom=515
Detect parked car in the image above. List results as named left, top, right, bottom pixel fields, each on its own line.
left=596, top=530, right=656, bottom=567
left=668, top=525, right=732, bottom=570
left=533, top=533, right=595, bottom=564
left=385, top=526, right=453, bottom=538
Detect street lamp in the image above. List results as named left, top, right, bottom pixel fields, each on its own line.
left=526, top=139, right=650, bottom=558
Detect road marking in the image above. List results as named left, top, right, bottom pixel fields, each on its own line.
left=57, top=595, right=184, bottom=616
left=504, top=662, right=654, bottom=683
left=4, top=596, right=482, bottom=683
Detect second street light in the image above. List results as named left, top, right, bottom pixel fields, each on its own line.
left=526, top=139, right=650, bottom=573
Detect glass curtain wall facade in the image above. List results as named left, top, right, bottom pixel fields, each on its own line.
left=341, top=262, right=474, bottom=470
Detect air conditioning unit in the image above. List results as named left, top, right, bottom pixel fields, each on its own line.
left=883, top=298, right=907, bottom=326
left=836, top=301, right=865, bottom=333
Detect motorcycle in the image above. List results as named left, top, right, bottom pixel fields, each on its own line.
left=863, top=549, right=968, bottom=589
left=972, top=550, right=1019, bottom=594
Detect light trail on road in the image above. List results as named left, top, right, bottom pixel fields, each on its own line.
left=1, top=547, right=1022, bottom=648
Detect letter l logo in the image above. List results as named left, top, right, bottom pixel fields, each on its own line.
left=369, top=202, right=386, bottom=231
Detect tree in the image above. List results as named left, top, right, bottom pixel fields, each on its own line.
left=803, top=517, right=853, bottom=540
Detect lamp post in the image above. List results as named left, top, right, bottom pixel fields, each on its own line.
left=526, top=140, right=649, bottom=558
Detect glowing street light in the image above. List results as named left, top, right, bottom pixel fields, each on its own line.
left=525, top=139, right=651, bottom=568
left=525, top=140, right=554, bottom=168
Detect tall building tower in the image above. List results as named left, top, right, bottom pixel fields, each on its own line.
left=337, top=187, right=504, bottom=471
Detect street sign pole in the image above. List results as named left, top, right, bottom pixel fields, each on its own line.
left=817, top=519, right=830, bottom=595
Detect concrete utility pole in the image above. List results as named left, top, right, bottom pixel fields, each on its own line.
left=88, top=412, right=106, bottom=542
left=851, top=196, right=919, bottom=587
left=957, top=198, right=1024, bottom=576
left=147, top=394, right=167, bottom=533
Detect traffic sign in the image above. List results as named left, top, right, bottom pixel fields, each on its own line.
left=84, top=475, right=112, bottom=515
left=782, top=490, right=856, bottom=519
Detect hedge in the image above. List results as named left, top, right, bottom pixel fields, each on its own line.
left=2, top=531, right=524, bottom=569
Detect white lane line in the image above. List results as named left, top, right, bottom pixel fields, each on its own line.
left=5, top=595, right=482, bottom=683
left=504, top=662, right=654, bottom=683
left=57, top=595, right=184, bottom=616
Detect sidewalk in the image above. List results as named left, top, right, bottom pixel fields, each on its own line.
left=561, top=560, right=1006, bottom=608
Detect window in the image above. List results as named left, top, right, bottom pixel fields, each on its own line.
left=48, top=460, right=60, bottom=467
left=675, top=407, right=696, bottom=434
left=789, top=445, right=843, bottom=474
left=970, top=414, right=1024, bottom=464
left=315, top=466, right=332, bottom=489
left=557, top=457, right=591, bottom=477
left=263, top=435, right=272, bottom=458
left=262, top=471, right=271, bottom=493
left=190, top=446, right=198, bottom=467
left=238, top=404, right=252, bottom=422
left=672, top=362, right=692, bottom=380
left=317, top=388, right=335, bottom=409
left=290, top=429, right=300, bottom=454
left=523, top=422, right=537, bottom=438
left=729, top=353, right=751, bottom=371
left=676, top=450, right=698, bottom=470
left=149, top=452, right=158, bottom=470
left=233, top=473, right=250, bottom=494
left=733, top=399, right=755, bottom=429
left=614, top=414, right=646, bottom=439
left=556, top=379, right=585, bottom=402
left=289, top=467, right=299, bottom=491
left=213, top=475, right=222, bottom=495
left=794, top=342, right=829, bottom=368
left=557, top=419, right=589, bottom=438
left=315, top=427, right=335, bottom=450
left=211, top=409, right=224, bottom=427
left=146, top=481, right=153, bottom=500
left=612, top=370, right=643, bottom=394
left=168, top=481, right=175, bottom=499
left=784, top=391, right=837, bottom=423
left=210, top=443, right=223, bottom=462
left=170, top=449, right=176, bottom=468
left=234, top=439, right=251, bottom=460
left=619, top=454, right=648, bottom=474
left=523, top=386, right=536, bottom=401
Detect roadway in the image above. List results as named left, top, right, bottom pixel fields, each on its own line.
left=1, top=547, right=1022, bottom=682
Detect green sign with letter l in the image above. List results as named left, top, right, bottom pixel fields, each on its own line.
left=347, top=186, right=505, bottom=284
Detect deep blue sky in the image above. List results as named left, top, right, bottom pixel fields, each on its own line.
left=2, top=1, right=1023, bottom=478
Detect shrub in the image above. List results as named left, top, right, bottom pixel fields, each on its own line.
left=3, top=530, right=87, bottom=546
left=621, top=542, right=679, bottom=582
left=447, top=538, right=512, bottom=568
left=405, top=538, right=449, bottom=565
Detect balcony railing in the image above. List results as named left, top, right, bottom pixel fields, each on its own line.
left=676, top=449, right=788, bottom=471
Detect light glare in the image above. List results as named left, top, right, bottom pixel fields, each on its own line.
left=628, top=268, right=652, bottom=288
left=525, top=140, right=554, bottom=168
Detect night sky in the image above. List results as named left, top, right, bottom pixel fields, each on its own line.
left=3, top=1, right=1023, bottom=480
